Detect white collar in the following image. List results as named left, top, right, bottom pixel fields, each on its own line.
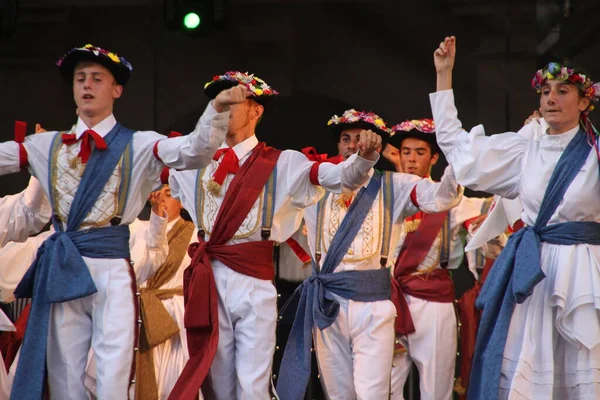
left=167, top=216, right=181, bottom=232
left=216, top=135, right=259, bottom=161
left=74, top=114, right=117, bottom=139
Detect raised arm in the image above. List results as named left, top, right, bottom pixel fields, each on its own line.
left=129, top=193, right=169, bottom=286
left=155, top=85, right=260, bottom=171
left=430, top=36, right=530, bottom=198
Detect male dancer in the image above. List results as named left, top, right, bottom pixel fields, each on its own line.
left=168, top=72, right=382, bottom=399
left=0, top=44, right=229, bottom=399
left=278, top=110, right=463, bottom=399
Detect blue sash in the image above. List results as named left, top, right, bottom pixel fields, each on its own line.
left=276, top=173, right=392, bottom=400
left=11, top=124, right=135, bottom=400
left=468, top=129, right=600, bottom=400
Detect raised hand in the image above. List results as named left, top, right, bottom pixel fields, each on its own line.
left=35, top=124, right=47, bottom=134
left=214, top=85, right=251, bottom=112
left=434, top=36, right=456, bottom=91
left=148, top=190, right=166, bottom=218
left=357, top=129, right=382, bottom=161
left=434, top=36, right=456, bottom=73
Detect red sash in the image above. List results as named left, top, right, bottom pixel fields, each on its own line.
left=167, top=142, right=281, bottom=400
left=0, top=304, right=30, bottom=371
left=391, top=211, right=454, bottom=335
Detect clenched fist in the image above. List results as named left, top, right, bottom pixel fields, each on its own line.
left=214, top=85, right=251, bottom=112
left=148, top=190, right=166, bottom=218
left=434, top=36, right=456, bottom=74
left=358, top=129, right=382, bottom=161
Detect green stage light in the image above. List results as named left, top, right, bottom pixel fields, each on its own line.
left=183, top=12, right=201, bottom=29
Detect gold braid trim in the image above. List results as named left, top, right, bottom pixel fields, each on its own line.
left=207, top=178, right=222, bottom=197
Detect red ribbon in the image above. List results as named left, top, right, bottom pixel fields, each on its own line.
left=62, top=129, right=107, bottom=164
left=14, top=121, right=28, bottom=168
left=211, top=148, right=240, bottom=186
left=285, top=237, right=312, bottom=264
left=159, top=131, right=183, bottom=184
left=301, top=147, right=343, bottom=186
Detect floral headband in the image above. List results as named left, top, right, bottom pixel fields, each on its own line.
left=204, top=71, right=278, bottom=97
left=532, top=62, right=600, bottom=108
left=56, top=44, right=132, bottom=71
left=327, top=109, right=388, bottom=132
left=391, top=119, right=435, bottom=134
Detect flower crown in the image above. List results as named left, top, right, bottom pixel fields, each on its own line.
left=204, top=71, right=278, bottom=97
left=532, top=62, right=600, bottom=108
left=327, top=109, right=388, bottom=132
left=56, top=44, right=132, bottom=71
left=391, top=119, right=435, bottom=134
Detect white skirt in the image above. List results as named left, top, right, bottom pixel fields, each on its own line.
left=499, top=243, right=600, bottom=399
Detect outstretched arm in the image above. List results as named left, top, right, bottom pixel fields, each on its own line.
left=284, top=130, right=381, bottom=209
left=317, top=129, right=381, bottom=193
left=411, top=165, right=463, bottom=214
left=153, top=85, right=250, bottom=171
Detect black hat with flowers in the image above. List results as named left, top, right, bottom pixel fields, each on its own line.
left=204, top=71, right=279, bottom=107
left=388, top=119, right=440, bottom=154
left=56, top=44, right=133, bottom=86
left=327, top=109, right=390, bottom=143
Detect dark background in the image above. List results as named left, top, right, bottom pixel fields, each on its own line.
left=1, top=0, right=599, bottom=398
left=1, top=0, right=599, bottom=193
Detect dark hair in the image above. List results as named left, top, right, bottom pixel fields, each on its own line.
left=180, top=207, right=193, bottom=222
left=399, top=135, right=440, bottom=156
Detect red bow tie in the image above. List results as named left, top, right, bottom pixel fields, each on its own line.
left=62, top=129, right=107, bottom=164
left=211, top=147, right=239, bottom=185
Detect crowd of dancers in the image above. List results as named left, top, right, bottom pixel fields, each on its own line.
left=0, top=35, right=598, bottom=400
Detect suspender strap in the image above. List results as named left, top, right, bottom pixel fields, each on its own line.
left=379, top=171, right=394, bottom=267
left=314, top=192, right=330, bottom=263
left=261, top=166, right=277, bottom=240
left=113, top=142, right=133, bottom=225
left=439, top=215, right=451, bottom=268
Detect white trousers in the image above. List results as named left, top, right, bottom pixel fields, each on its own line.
left=203, top=261, right=277, bottom=400
left=47, top=257, right=137, bottom=400
left=153, top=295, right=191, bottom=400
left=390, top=296, right=457, bottom=400
left=314, top=295, right=396, bottom=400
